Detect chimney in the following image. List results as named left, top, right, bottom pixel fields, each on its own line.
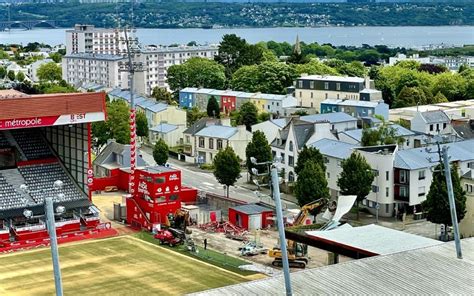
left=220, top=118, right=231, bottom=127
left=365, top=76, right=371, bottom=89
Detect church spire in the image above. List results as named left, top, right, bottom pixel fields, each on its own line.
left=293, top=34, right=301, bottom=56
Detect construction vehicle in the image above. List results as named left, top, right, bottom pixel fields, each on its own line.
left=165, top=208, right=191, bottom=233
left=268, top=198, right=335, bottom=268
left=239, top=241, right=268, bottom=256
left=154, top=228, right=186, bottom=247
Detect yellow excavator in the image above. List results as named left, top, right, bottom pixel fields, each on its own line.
left=268, top=198, right=334, bottom=268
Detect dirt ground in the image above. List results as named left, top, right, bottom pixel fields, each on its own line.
left=189, top=226, right=351, bottom=270
left=0, top=236, right=247, bottom=296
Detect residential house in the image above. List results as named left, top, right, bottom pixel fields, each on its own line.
left=300, top=112, right=358, bottom=133
left=410, top=110, right=451, bottom=136
left=220, top=90, right=241, bottom=114
left=451, top=119, right=474, bottom=140
left=460, top=168, right=474, bottom=238
left=271, top=118, right=336, bottom=182
left=309, top=138, right=357, bottom=198
left=294, top=75, right=370, bottom=112
left=195, top=88, right=216, bottom=111
left=150, top=123, right=186, bottom=147
left=389, top=100, right=474, bottom=124
left=93, top=140, right=147, bottom=177
left=339, top=124, right=421, bottom=149
left=252, top=118, right=289, bottom=144
left=28, top=58, right=53, bottom=82
left=320, top=99, right=389, bottom=120
left=179, top=87, right=198, bottom=109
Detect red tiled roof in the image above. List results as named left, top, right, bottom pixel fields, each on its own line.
left=0, top=92, right=106, bottom=120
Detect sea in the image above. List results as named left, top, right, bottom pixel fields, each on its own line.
left=0, top=26, right=473, bottom=48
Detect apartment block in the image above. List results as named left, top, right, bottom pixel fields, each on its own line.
left=66, top=24, right=130, bottom=55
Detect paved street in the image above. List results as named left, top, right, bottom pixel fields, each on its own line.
left=139, top=146, right=298, bottom=209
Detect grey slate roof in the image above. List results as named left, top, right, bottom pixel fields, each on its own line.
left=183, top=118, right=218, bottom=135
left=309, top=138, right=357, bottom=159
left=421, top=110, right=450, bottom=123
left=195, top=125, right=237, bottom=139
left=342, top=124, right=416, bottom=143
left=453, top=121, right=474, bottom=140
left=394, top=139, right=474, bottom=170
left=146, top=102, right=168, bottom=113
left=231, top=204, right=273, bottom=215
left=294, top=122, right=315, bottom=149
left=150, top=123, right=178, bottom=134
left=301, top=112, right=357, bottom=124
left=194, top=238, right=474, bottom=296
left=271, top=118, right=288, bottom=128
left=94, top=142, right=126, bottom=165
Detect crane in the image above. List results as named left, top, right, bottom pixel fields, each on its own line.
left=268, top=198, right=334, bottom=268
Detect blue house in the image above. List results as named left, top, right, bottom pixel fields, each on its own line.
left=320, top=99, right=389, bottom=120
left=179, top=87, right=199, bottom=108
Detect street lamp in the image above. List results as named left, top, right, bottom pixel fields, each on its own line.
left=20, top=181, right=65, bottom=296
left=251, top=157, right=292, bottom=296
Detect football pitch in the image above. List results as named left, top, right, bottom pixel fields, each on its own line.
left=0, top=236, right=248, bottom=295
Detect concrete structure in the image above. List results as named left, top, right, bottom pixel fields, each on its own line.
left=66, top=24, right=129, bottom=55
left=228, top=204, right=273, bottom=231
left=320, top=99, right=389, bottom=120
left=62, top=54, right=127, bottom=89
left=271, top=118, right=336, bottom=182
left=293, top=75, right=379, bottom=112
left=389, top=100, right=474, bottom=124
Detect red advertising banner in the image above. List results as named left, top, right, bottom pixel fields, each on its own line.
left=0, top=116, right=59, bottom=130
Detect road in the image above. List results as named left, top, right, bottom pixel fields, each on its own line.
left=139, top=147, right=298, bottom=209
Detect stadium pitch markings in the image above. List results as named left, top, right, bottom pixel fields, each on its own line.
left=0, top=235, right=247, bottom=296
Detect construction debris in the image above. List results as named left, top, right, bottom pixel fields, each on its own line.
left=198, top=221, right=248, bottom=241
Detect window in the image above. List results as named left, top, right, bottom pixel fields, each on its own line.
left=288, top=171, right=295, bottom=182
left=199, top=137, right=204, bottom=148
left=169, top=194, right=179, bottom=201
left=311, top=102, right=314, bottom=108
left=336, top=83, right=341, bottom=90
left=443, top=123, right=447, bottom=129
left=156, top=196, right=166, bottom=203
left=418, top=170, right=425, bottom=180
left=327, top=172, right=330, bottom=179
left=324, top=82, right=329, bottom=90
left=385, top=204, right=390, bottom=214
left=217, top=139, right=223, bottom=150
left=372, top=185, right=379, bottom=193
left=289, top=156, right=294, bottom=167
left=298, top=81, right=303, bottom=88
left=468, top=162, right=474, bottom=169
left=272, top=150, right=276, bottom=159
left=310, top=81, right=314, bottom=89
left=324, top=157, right=329, bottom=164
left=155, top=177, right=165, bottom=184
left=386, top=171, right=390, bottom=181
left=299, top=91, right=302, bottom=98
left=400, top=170, right=407, bottom=183
left=372, top=169, right=379, bottom=177
left=325, top=93, right=328, bottom=99
left=281, top=153, right=285, bottom=164
left=400, top=186, right=408, bottom=197
left=386, top=187, right=389, bottom=197
left=289, top=141, right=294, bottom=152
left=430, top=124, right=434, bottom=131
left=418, top=186, right=426, bottom=196
left=209, top=138, right=214, bottom=149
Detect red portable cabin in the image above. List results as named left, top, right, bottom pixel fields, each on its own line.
left=228, top=204, right=274, bottom=231
left=126, top=166, right=197, bottom=230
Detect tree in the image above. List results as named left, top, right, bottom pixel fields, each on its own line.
left=431, top=72, right=467, bottom=102
left=361, top=120, right=403, bottom=146
left=153, top=138, right=169, bottom=166
left=136, top=111, right=149, bottom=138
left=418, top=63, right=447, bottom=74
left=295, top=146, right=325, bottom=176
left=231, top=61, right=297, bottom=94
left=294, top=60, right=338, bottom=76
left=337, top=152, right=375, bottom=219
left=16, top=71, right=25, bottom=82
left=92, top=100, right=130, bottom=146
left=49, top=52, right=63, bottom=63
left=167, top=57, right=226, bottom=92
left=151, top=86, right=174, bottom=104
left=422, top=163, right=466, bottom=232
left=245, top=131, right=272, bottom=174
left=7, top=70, right=15, bottom=81
left=206, top=95, right=220, bottom=118
left=238, top=102, right=258, bottom=131
left=294, top=161, right=330, bottom=207
left=186, top=106, right=206, bottom=126
left=433, top=91, right=449, bottom=104
left=0, top=66, right=6, bottom=79
left=392, top=86, right=427, bottom=108
left=37, top=62, right=62, bottom=82
left=214, top=34, right=263, bottom=77
left=213, top=146, right=241, bottom=198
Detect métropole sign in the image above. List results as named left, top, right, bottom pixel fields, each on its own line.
left=0, top=112, right=105, bottom=130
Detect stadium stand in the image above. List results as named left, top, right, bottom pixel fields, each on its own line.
left=0, top=173, right=28, bottom=210
left=10, top=129, right=53, bottom=160
left=0, top=132, right=10, bottom=148
left=18, top=163, right=86, bottom=204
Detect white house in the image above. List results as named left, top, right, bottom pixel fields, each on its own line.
left=271, top=118, right=336, bottom=182
left=410, top=110, right=452, bottom=136
left=28, top=58, right=53, bottom=82
left=251, top=118, right=289, bottom=144
left=149, top=123, right=186, bottom=147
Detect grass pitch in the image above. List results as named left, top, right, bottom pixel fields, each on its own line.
left=0, top=236, right=247, bottom=296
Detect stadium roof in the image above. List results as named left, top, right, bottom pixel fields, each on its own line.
left=195, top=238, right=474, bottom=296
left=301, top=112, right=357, bottom=124
left=0, top=92, right=106, bottom=124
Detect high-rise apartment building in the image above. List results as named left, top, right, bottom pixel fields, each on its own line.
left=65, top=24, right=131, bottom=55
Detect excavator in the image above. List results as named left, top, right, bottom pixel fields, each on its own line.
left=268, top=198, right=336, bottom=268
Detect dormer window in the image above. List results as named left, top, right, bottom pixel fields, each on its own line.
left=289, top=141, right=294, bottom=152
